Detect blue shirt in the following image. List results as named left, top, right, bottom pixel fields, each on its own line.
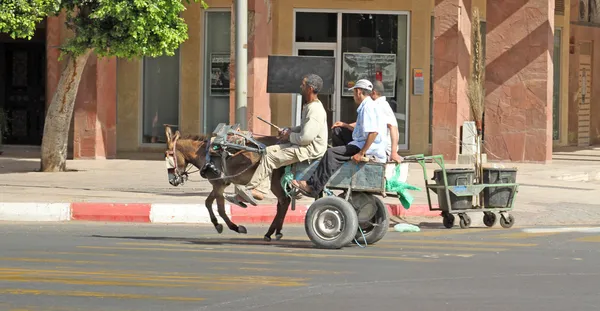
left=349, top=96, right=387, bottom=162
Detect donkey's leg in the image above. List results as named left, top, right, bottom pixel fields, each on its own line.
left=215, top=185, right=247, bottom=234
left=264, top=168, right=291, bottom=242
left=204, top=188, right=223, bottom=233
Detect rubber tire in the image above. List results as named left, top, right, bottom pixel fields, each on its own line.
left=305, top=196, right=359, bottom=249
left=459, top=214, right=471, bottom=229
left=500, top=214, right=515, bottom=228
left=443, top=213, right=455, bottom=229
left=354, top=196, right=390, bottom=245
left=483, top=212, right=497, bottom=227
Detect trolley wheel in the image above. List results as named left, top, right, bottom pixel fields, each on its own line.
left=443, top=213, right=455, bottom=229
left=499, top=214, right=515, bottom=229
left=483, top=212, right=497, bottom=227
left=305, top=196, right=359, bottom=249
left=459, top=213, right=471, bottom=229
left=354, top=195, right=390, bottom=245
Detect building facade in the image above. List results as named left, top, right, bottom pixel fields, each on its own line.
left=0, top=0, right=597, bottom=162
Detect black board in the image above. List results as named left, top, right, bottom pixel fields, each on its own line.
left=266, top=55, right=335, bottom=94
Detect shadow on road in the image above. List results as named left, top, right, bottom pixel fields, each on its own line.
left=88, top=234, right=318, bottom=250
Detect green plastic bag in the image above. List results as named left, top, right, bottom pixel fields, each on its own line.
left=385, top=164, right=421, bottom=210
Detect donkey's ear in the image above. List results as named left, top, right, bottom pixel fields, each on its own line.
left=174, top=130, right=181, bottom=141
left=165, top=125, right=173, bottom=142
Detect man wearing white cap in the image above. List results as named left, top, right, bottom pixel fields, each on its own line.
left=291, top=79, right=387, bottom=197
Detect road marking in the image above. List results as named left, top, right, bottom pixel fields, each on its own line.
left=0, top=257, right=117, bottom=265
left=379, top=239, right=536, bottom=247
left=77, top=245, right=437, bottom=262
left=571, top=235, right=600, bottom=243
left=522, top=227, right=600, bottom=233
left=393, top=228, right=500, bottom=237
left=0, top=288, right=205, bottom=302
left=22, top=251, right=277, bottom=265
left=0, top=267, right=308, bottom=287
left=486, top=232, right=561, bottom=239
left=114, top=241, right=494, bottom=256
left=0, top=275, right=197, bottom=289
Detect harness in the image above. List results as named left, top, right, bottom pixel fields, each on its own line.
left=199, top=123, right=267, bottom=180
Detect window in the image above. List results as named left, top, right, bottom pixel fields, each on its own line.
left=203, top=11, right=231, bottom=134
left=142, top=49, right=180, bottom=144
left=340, top=13, right=409, bottom=147
left=552, top=28, right=562, bottom=140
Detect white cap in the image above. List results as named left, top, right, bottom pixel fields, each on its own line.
left=347, top=79, right=373, bottom=92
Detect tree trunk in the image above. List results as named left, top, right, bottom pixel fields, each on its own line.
left=40, top=49, right=93, bottom=172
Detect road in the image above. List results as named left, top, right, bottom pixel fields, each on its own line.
left=1, top=222, right=600, bottom=311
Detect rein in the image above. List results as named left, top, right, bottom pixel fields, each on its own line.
left=168, top=137, right=259, bottom=182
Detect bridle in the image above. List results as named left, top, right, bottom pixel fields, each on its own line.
left=166, top=135, right=198, bottom=186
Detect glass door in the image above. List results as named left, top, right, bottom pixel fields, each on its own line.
left=293, top=45, right=337, bottom=139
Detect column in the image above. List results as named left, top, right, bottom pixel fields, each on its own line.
left=230, top=0, right=273, bottom=135
left=484, top=0, right=553, bottom=162
left=72, top=55, right=117, bottom=159
left=431, top=0, right=472, bottom=161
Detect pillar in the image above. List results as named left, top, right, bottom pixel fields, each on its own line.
left=431, top=0, right=472, bottom=161
left=484, top=0, right=553, bottom=162
left=72, top=55, right=117, bottom=159
left=230, top=0, right=273, bottom=135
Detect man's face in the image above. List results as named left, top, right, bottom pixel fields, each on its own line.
left=300, top=78, right=312, bottom=99
left=352, top=88, right=362, bottom=105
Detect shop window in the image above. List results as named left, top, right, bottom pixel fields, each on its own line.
left=295, top=12, right=337, bottom=42
left=552, top=28, right=562, bottom=141
left=340, top=13, right=409, bottom=147
left=204, top=11, right=231, bottom=134
left=142, top=49, right=180, bottom=144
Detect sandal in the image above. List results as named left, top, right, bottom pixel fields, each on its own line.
left=225, top=194, right=248, bottom=208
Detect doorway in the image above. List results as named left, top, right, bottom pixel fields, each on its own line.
left=293, top=10, right=410, bottom=150
left=0, top=42, right=46, bottom=145
left=578, top=41, right=592, bottom=147
left=294, top=46, right=336, bottom=136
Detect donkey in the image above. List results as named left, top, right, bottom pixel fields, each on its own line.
left=163, top=125, right=293, bottom=241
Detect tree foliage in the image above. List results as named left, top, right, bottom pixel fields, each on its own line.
left=0, top=0, right=208, bottom=59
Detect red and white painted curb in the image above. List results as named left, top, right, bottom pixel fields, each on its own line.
left=0, top=202, right=440, bottom=223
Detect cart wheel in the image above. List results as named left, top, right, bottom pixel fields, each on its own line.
left=304, top=196, right=359, bottom=249
left=499, top=214, right=515, bottom=229
left=459, top=214, right=471, bottom=229
left=443, top=213, right=455, bottom=229
left=483, top=212, right=497, bottom=227
left=354, top=195, right=390, bottom=245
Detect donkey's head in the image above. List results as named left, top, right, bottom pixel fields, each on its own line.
left=164, top=125, right=189, bottom=187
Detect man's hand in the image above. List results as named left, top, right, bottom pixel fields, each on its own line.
left=351, top=151, right=366, bottom=163
left=390, top=152, right=403, bottom=163
left=278, top=128, right=291, bottom=142
left=331, top=121, right=347, bottom=129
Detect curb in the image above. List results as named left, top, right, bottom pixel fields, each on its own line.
left=0, top=202, right=440, bottom=224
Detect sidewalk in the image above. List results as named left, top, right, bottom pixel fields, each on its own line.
left=1, top=145, right=600, bottom=227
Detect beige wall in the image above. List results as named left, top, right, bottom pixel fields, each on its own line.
left=272, top=0, right=435, bottom=155
left=116, top=0, right=231, bottom=152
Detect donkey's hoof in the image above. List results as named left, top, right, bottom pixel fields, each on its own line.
left=275, top=233, right=283, bottom=241
left=238, top=225, right=247, bottom=234
left=263, top=235, right=271, bottom=242
left=215, top=224, right=224, bottom=234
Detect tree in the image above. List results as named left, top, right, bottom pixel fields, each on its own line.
left=0, top=0, right=207, bottom=172
left=467, top=7, right=485, bottom=184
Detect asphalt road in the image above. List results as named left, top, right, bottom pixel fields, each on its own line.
left=1, top=222, right=600, bottom=311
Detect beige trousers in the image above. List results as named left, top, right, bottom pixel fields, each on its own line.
left=236, top=144, right=300, bottom=195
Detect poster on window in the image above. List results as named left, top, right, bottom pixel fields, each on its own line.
left=342, top=53, right=396, bottom=97
left=210, top=53, right=230, bottom=96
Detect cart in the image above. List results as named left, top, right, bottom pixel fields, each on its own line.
left=289, top=159, right=408, bottom=249
left=402, top=154, right=519, bottom=230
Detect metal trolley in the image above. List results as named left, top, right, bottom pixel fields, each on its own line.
left=402, top=154, right=519, bottom=229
